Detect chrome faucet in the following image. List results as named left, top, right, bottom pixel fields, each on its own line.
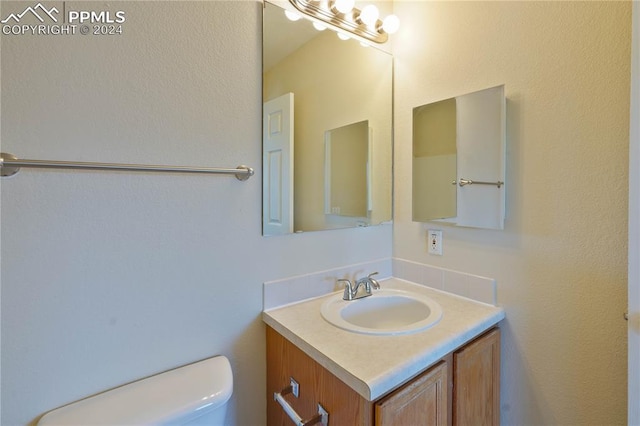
left=339, top=272, right=381, bottom=301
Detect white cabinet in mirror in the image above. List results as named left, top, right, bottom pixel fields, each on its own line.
left=412, top=85, right=506, bottom=230
left=262, top=1, right=393, bottom=236
left=324, top=120, right=371, bottom=226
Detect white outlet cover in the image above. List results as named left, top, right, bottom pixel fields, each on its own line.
left=428, top=229, right=443, bottom=255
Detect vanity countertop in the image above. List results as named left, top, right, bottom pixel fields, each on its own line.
left=262, top=277, right=505, bottom=401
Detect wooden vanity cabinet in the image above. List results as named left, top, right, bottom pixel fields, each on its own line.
left=375, top=360, right=449, bottom=426
left=266, top=327, right=374, bottom=425
left=453, top=327, right=500, bottom=426
left=266, top=326, right=500, bottom=426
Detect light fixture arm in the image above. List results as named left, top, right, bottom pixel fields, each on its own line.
left=288, top=0, right=389, bottom=44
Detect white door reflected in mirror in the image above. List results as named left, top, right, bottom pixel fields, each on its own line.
left=263, top=93, right=294, bottom=236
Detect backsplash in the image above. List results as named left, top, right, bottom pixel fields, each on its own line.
left=263, top=258, right=393, bottom=310
left=263, top=257, right=497, bottom=310
left=393, top=258, right=496, bottom=306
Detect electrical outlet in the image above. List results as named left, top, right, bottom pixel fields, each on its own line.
left=428, top=229, right=443, bottom=255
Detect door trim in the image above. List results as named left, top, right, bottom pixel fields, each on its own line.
left=629, top=2, right=639, bottom=424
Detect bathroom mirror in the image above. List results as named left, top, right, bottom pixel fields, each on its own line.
left=262, top=1, right=393, bottom=236
left=412, top=85, right=506, bottom=230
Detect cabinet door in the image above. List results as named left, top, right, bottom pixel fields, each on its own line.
left=455, top=85, right=506, bottom=230
left=375, top=361, right=449, bottom=426
left=453, top=328, right=500, bottom=426
left=266, top=326, right=373, bottom=426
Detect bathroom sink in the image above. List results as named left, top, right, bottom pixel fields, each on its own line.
left=320, top=289, right=443, bottom=335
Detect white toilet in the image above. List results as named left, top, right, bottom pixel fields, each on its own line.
left=37, top=355, right=233, bottom=425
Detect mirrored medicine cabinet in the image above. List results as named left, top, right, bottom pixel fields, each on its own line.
left=412, top=85, right=506, bottom=230
left=262, top=1, right=393, bottom=236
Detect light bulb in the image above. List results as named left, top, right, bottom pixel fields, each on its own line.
left=333, top=0, right=355, bottom=14
left=337, top=32, right=350, bottom=41
left=382, top=14, right=400, bottom=34
left=359, top=5, right=379, bottom=27
left=284, top=10, right=301, bottom=21
left=313, top=22, right=327, bottom=31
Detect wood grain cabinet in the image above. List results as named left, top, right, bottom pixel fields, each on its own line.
left=453, top=328, right=501, bottom=426
left=375, top=360, right=449, bottom=426
left=266, top=326, right=500, bottom=426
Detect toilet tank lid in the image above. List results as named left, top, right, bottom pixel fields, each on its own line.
left=38, top=355, right=233, bottom=425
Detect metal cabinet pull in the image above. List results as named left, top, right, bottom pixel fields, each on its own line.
left=273, top=378, right=329, bottom=426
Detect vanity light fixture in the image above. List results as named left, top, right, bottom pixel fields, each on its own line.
left=358, top=4, right=379, bottom=27
left=312, top=21, right=327, bottom=31
left=333, top=0, right=355, bottom=14
left=287, top=0, right=399, bottom=44
left=284, top=9, right=302, bottom=21
left=381, top=14, right=400, bottom=34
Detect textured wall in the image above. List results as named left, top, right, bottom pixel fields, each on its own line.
left=392, top=1, right=631, bottom=424
left=2, top=1, right=632, bottom=424
left=0, top=2, right=392, bottom=424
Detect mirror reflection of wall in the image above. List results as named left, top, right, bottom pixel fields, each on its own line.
left=262, top=1, right=393, bottom=236
left=413, top=99, right=457, bottom=222
left=325, top=120, right=370, bottom=221
left=412, top=85, right=506, bottom=230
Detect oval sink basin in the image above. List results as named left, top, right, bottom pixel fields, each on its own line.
left=320, top=289, right=443, bottom=335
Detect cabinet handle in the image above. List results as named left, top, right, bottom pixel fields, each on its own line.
left=273, top=377, right=329, bottom=426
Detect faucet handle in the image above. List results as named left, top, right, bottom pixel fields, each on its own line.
left=338, top=279, right=354, bottom=300
left=367, top=272, right=380, bottom=290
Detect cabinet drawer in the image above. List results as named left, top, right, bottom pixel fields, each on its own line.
left=266, top=327, right=373, bottom=425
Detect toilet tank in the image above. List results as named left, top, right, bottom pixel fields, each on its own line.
left=38, top=355, right=233, bottom=425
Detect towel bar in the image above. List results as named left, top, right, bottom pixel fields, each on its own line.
left=0, top=152, right=254, bottom=181
left=453, top=178, right=504, bottom=188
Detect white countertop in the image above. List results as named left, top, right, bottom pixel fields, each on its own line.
left=262, top=277, right=505, bottom=401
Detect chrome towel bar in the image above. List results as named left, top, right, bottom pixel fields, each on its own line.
left=453, top=178, right=504, bottom=188
left=0, top=152, right=254, bottom=181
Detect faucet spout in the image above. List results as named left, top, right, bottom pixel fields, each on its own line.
left=367, top=272, right=380, bottom=290
left=340, top=272, right=381, bottom=301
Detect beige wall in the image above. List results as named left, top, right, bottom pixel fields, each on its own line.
left=413, top=97, right=457, bottom=220
left=393, top=1, right=630, bottom=424
left=413, top=97, right=456, bottom=157
left=0, top=2, right=394, bottom=424
left=2, top=1, right=631, bottom=424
